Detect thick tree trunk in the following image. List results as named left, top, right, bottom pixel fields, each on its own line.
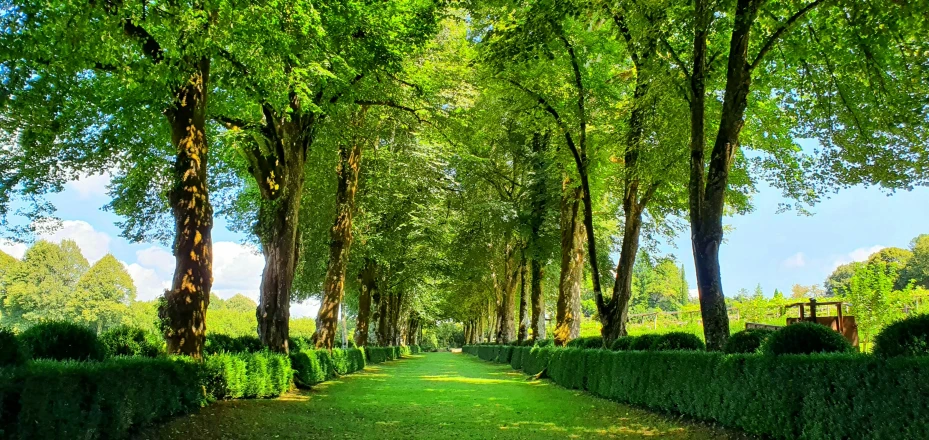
left=388, top=292, right=403, bottom=345
left=495, top=244, right=519, bottom=343
left=376, top=290, right=389, bottom=346
left=689, top=0, right=760, bottom=351
left=160, top=58, right=212, bottom=359
left=555, top=182, right=584, bottom=346
left=355, top=260, right=376, bottom=347
left=601, top=209, right=644, bottom=342
left=256, top=174, right=304, bottom=353
left=517, top=252, right=529, bottom=343
left=530, top=259, right=545, bottom=340
left=315, top=135, right=363, bottom=349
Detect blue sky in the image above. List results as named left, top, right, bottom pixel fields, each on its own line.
left=0, top=174, right=321, bottom=317
left=2, top=171, right=926, bottom=315
left=664, top=183, right=929, bottom=298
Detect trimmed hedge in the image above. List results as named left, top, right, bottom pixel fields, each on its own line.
left=566, top=336, right=604, bottom=349
left=874, top=314, right=929, bottom=358
left=18, top=321, right=106, bottom=361
left=204, top=334, right=263, bottom=354
left=463, top=345, right=929, bottom=440
left=366, top=346, right=411, bottom=364
left=203, top=351, right=292, bottom=399
left=0, top=357, right=204, bottom=439
left=652, top=332, right=705, bottom=351
left=100, top=326, right=163, bottom=358
left=763, top=322, right=853, bottom=356
left=724, top=329, right=774, bottom=354
left=0, top=328, right=23, bottom=367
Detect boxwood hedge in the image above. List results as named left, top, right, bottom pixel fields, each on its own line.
left=462, top=344, right=929, bottom=440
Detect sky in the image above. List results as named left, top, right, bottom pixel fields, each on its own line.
left=0, top=173, right=321, bottom=318
left=1, top=171, right=927, bottom=316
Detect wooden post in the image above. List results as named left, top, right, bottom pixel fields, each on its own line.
left=809, top=298, right=818, bottom=322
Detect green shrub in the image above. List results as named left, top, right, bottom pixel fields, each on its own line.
left=0, top=328, right=23, bottom=366
left=874, top=314, right=929, bottom=358
left=288, top=336, right=314, bottom=353
left=100, top=325, right=162, bottom=357
left=725, top=329, right=774, bottom=354
left=652, top=332, right=705, bottom=351
left=1, top=357, right=204, bottom=439
left=609, top=336, right=637, bottom=351
left=18, top=321, right=105, bottom=361
left=203, top=352, right=247, bottom=399
left=464, top=344, right=929, bottom=439
left=763, top=322, right=853, bottom=356
left=290, top=350, right=326, bottom=387
left=534, top=339, right=555, bottom=348
left=205, top=334, right=263, bottom=354
left=629, top=333, right=660, bottom=351
left=366, top=346, right=406, bottom=364
left=203, top=351, right=291, bottom=399
left=566, top=336, right=603, bottom=349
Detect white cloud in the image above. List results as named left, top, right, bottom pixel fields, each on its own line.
left=831, top=245, right=886, bottom=269
left=125, top=262, right=170, bottom=301
left=66, top=173, right=110, bottom=199
left=291, top=299, right=321, bottom=319
left=0, top=240, right=27, bottom=259
left=37, top=220, right=111, bottom=263
left=782, top=252, right=807, bottom=269
left=136, top=246, right=175, bottom=277
left=212, top=242, right=265, bottom=297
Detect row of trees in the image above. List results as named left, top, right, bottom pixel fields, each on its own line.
left=2, top=0, right=927, bottom=355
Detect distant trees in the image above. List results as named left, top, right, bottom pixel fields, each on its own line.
left=0, top=240, right=132, bottom=333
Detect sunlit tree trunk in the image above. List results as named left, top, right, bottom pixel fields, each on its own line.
left=555, top=182, right=584, bottom=346
left=355, top=260, right=376, bottom=346
left=495, top=243, right=519, bottom=343
left=161, top=58, right=213, bottom=359
left=376, top=289, right=390, bottom=346
left=517, top=252, right=529, bottom=342
left=315, top=127, right=364, bottom=349
left=530, top=260, right=545, bottom=340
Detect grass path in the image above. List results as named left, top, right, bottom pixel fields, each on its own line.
left=135, top=352, right=750, bottom=439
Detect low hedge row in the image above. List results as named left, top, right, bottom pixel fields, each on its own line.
left=463, top=345, right=929, bottom=440
left=0, top=357, right=204, bottom=439
left=203, top=351, right=293, bottom=399
left=365, top=345, right=415, bottom=364
left=290, top=348, right=366, bottom=387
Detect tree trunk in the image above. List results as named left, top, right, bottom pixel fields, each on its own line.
left=160, top=58, right=212, bottom=359
left=601, top=208, right=644, bottom=342
left=355, top=260, right=376, bottom=347
left=555, top=182, right=584, bottom=346
left=530, top=259, right=545, bottom=340
left=389, top=292, right=403, bottom=345
left=256, top=173, right=304, bottom=353
left=689, top=0, right=760, bottom=351
left=495, top=244, right=519, bottom=343
left=315, top=132, right=364, bottom=349
left=517, top=252, right=529, bottom=343
left=376, top=290, right=389, bottom=346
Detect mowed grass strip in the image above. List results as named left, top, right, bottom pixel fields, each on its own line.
left=135, top=352, right=752, bottom=439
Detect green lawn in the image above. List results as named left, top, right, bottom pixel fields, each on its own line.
left=135, top=352, right=751, bottom=439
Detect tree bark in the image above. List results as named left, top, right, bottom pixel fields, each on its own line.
left=355, top=259, right=376, bottom=347
left=516, top=252, right=529, bottom=343
left=495, top=243, right=519, bottom=343
left=256, top=170, right=304, bottom=353
left=160, top=58, right=212, bottom=359
left=375, top=289, right=389, bottom=346
left=315, top=127, right=364, bottom=349
left=689, top=0, right=762, bottom=351
left=555, top=181, right=584, bottom=346
left=530, top=259, right=545, bottom=340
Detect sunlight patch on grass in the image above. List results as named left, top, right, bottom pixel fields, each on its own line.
left=419, top=375, right=514, bottom=385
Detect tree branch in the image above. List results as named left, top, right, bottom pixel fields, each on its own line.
left=750, top=0, right=828, bottom=71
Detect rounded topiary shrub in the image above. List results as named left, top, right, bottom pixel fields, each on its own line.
left=873, top=314, right=929, bottom=358
left=566, top=336, right=604, bottom=349
left=630, top=333, right=661, bottom=351
left=652, top=332, right=705, bottom=351
left=610, top=336, right=637, bottom=351
left=724, top=329, right=774, bottom=354
left=762, top=322, right=853, bottom=356
left=0, top=327, right=24, bottom=366
left=18, top=321, right=105, bottom=361
left=100, top=326, right=162, bottom=357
